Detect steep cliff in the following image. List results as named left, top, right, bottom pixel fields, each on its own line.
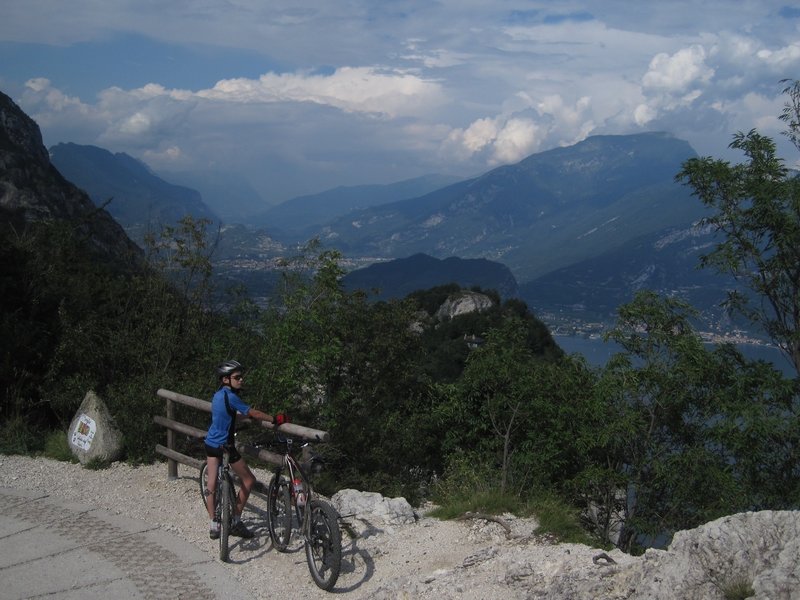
left=0, top=90, right=141, bottom=263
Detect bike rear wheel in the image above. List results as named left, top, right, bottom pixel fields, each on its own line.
left=305, top=499, right=342, bottom=591
left=267, top=474, right=292, bottom=552
left=199, top=462, right=209, bottom=505
left=219, top=475, right=232, bottom=562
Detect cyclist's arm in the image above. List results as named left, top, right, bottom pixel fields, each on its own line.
left=246, top=408, right=278, bottom=424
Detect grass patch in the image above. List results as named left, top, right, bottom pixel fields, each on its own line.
left=718, top=575, right=755, bottom=600
left=526, top=491, right=596, bottom=545
left=428, top=453, right=596, bottom=546
left=428, top=490, right=523, bottom=520
left=84, top=457, right=112, bottom=470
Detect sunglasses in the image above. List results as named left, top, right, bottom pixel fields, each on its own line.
left=231, top=374, right=244, bottom=381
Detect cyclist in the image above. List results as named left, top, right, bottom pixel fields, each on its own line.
left=205, top=359, right=288, bottom=539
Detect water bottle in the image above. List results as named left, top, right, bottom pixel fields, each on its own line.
left=293, top=477, right=306, bottom=507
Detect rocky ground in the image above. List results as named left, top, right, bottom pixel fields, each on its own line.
left=1, top=455, right=798, bottom=599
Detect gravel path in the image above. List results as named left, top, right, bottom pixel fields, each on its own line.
left=0, top=455, right=506, bottom=599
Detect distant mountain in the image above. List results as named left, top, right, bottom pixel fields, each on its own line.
left=0, top=92, right=140, bottom=263
left=314, top=133, right=707, bottom=284
left=520, top=221, right=746, bottom=330
left=252, top=174, right=464, bottom=238
left=342, top=253, right=519, bottom=301
left=156, top=168, right=269, bottom=223
left=49, top=143, right=219, bottom=242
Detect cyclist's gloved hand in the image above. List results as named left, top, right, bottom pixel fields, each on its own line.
left=274, top=413, right=289, bottom=426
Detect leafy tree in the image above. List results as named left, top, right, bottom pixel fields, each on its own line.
left=444, top=314, right=583, bottom=497
left=454, top=317, right=535, bottom=494
left=246, top=241, right=347, bottom=413
left=410, top=287, right=562, bottom=382
left=677, top=79, right=800, bottom=375
left=595, top=290, right=798, bottom=552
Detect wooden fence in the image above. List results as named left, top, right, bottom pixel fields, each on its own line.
left=154, top=388, right=329, bottom=480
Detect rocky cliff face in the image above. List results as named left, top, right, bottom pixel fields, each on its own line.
left=363, top=508, right=800, bottom=600
left=435, top=290, right=495, bottom=320
left=0, top=90, right=141, bottom=262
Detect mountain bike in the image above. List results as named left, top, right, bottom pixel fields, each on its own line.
left=264, top=433, right=342, bottom=591
left=199, top=447, right=237, bottom=562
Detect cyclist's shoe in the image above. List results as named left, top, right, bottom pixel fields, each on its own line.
left=230, top=520, right=254, bottom=538
left=209, top=521, right=221, bottom=540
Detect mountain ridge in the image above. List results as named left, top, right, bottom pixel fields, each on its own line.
left=252, top=173, right=465, bottom=237
left=342, top=253, right=519, bottom=301
left=312, top=132, right=707, bottom=283
left=49, top=142, right=219, bottom=242
left=0, top=92, right=141, bottom=263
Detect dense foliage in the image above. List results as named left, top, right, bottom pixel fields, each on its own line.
left=677, top=79, right=800, bottom=375
left=3, top=83, right=800, bottom=555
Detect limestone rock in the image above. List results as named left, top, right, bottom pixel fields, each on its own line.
left=435, top=291, right=494, bottom=320
left=68, top=391, right=124, bottom=465
left=332, top=489, right=417, bottom=537
left=362, top=510, right=800, bottom=599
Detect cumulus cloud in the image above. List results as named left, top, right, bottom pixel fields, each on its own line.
left=634, top=45, right=716, bottom=126
left=642, top=45, right=714, bottom=92
left=442, top=115, right=541, bottom=165
left=492, top=118, right=541, bottom=164
left=20, top=78, right=104, bottom=142
left=198, top=66, right=445, bottom=118
left=22, top=78, right=92, bottom=118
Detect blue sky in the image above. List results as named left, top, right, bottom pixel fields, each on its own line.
left=2, top=1, right=799, bottom=206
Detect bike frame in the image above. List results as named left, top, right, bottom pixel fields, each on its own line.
left=276, top=436, right=313, bottom=539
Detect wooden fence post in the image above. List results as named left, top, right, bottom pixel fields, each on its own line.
left=166, top=397, right=178, bottom=480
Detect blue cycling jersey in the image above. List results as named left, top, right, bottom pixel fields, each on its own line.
left=205, top=386, right=250, bottom=447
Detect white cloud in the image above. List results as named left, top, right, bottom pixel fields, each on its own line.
left=642, top=45, right=714, bottom=93
left=461, top=118, right=499, bottom=152
left=491, top=118, right=540, bottom=164
left=441, top=115, right=540, bottom=165
left=757, top=42, right=800, bottom=70
left=198, top=66, right=445, bottom=118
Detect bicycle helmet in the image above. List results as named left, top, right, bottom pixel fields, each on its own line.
left=216, top=360, right=244, bottom=378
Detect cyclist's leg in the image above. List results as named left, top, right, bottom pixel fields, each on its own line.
left=229, top=455, right=256, bottom=517
left=205, top=454, right=221, bottom=520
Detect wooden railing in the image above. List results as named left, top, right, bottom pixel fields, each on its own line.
left=154, top=388, right=329, bottom=480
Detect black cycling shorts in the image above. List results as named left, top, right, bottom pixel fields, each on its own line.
left=204, top=443, right=242, bottom=464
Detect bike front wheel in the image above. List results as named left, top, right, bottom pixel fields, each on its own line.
left=219, top=475, right=232, bottom=562
left=305, top=499, right=342, bottom=591
left=267, top=474, right=292, bottom=552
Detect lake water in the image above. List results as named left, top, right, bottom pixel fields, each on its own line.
left=554, top=335, right=796, bottom=377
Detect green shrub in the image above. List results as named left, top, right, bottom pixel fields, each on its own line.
left=525, top=491, right=596, bottom=545
left=105, top=378, right=164, bottom=464
left=42, top=430, right=78, bottom=462
left=431, top=451, right=494, bottom=503
left=430, top=451, right=597, bottom=545
left=430, top=452, right=527, bottom=517
left=0, top=416, right=44, bottom=455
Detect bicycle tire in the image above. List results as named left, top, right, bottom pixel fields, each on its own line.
left=267, top=474, right=292, bottom=552
left=219, top=475, right=231, bottom=562
left=199, top=462, right=209, bottom=505
left=305, top=499, right=342, bottom=591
